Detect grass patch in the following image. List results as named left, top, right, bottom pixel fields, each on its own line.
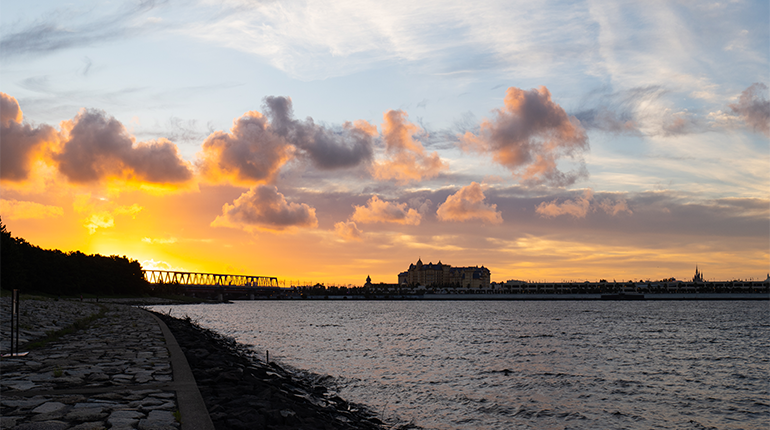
left=25, top=305, right=107, bottom=350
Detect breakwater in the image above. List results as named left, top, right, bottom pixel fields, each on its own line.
left=153, top=311, right=399, bottom=430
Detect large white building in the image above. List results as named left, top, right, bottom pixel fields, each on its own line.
left=398, top=259, right=491, bottom=289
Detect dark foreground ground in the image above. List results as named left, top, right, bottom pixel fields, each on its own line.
left=154, top=312, right=415, bottom=430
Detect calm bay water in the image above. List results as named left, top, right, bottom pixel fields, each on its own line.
left=150, top=300, right=769, bottom=429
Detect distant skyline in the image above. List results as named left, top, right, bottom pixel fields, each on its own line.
left=1, top=0, right=768, bottom=284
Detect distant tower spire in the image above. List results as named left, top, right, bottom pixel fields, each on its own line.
left=693, top=265, right=704, bottom=282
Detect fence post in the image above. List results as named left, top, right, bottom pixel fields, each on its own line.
left=11, top=289, right=19, bottom=356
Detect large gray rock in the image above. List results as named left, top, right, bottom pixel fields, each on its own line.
left=15, top=421, right=69, bottom=430
left=31, top=402, right=66, bottom=414
left=65, top=407, right=106, bottom=421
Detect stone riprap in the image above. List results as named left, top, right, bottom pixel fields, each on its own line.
left=1, top=300, right=181, bottom=429
left=154, top=313, right=410, bottom=430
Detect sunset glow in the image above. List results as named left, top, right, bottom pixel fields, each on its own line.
left=1, top=0, right=768, bottom=285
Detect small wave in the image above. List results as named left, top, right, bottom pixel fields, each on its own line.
left=477, top=403, right=516, bottom=416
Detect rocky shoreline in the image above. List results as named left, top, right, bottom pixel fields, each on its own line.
left=152, top=311, right=415, bottom=430
left=1, top=296, right=413, bottom=429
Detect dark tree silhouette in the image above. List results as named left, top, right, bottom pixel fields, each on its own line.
left=0, top=216, right=150, bottom=296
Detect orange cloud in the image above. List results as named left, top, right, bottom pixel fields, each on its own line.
left=351, top=195, right=422, bottom=225
left=0, top=93, right=58, bottom=181
left=212, top=185, right=318, bottom=232
left=72, top=194, right=142, bottom=234
left=55, top=109, right=193, bottom=185
left=598, top=198, right=632, bottom=216
left=0, top=199, right=63, bottom=220
left=461, top=86, right=589, bottom=186
left=334, top=220, right=364, bottom=241
left=536, top=189, right=632, bottom=218
left=197, top=111, right=293, bottom=185
left=536, top=189, right=593, bottom=218
left=436, top=182, right=502, bottom=224
left=372, top=110, right=447, bottom=183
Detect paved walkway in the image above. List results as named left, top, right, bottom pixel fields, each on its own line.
left=0, top=298, right=214, bottom=430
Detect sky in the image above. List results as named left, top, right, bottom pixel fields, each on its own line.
left=1, top=0, right=768, bottom=286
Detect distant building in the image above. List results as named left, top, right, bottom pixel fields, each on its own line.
left=693, top=265, right=704, bottom=283
left=399, top=258, right=491, bottom=289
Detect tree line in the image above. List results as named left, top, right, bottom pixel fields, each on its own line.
left=1, top=217, right=150, bottom=296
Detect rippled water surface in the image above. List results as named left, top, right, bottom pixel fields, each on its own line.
left=151, top=301, right=769, bottom=429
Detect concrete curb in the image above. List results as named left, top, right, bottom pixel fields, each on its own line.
left=145, top=310, right=216, bottom=430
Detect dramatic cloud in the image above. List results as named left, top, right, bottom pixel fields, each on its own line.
left=197, top=111, right=292, bottom=185
left=729, top=83, right=770, bottom=136
left=262, top=96, right=375, bottom=170
left=55, top=109, right=193, bottom=185
left=212, top=185, right=318, bottom=232
left=0, top=93, right=57, bottom=181
left=536, top=189, right=632, bottom=218
left=462, top=86, right=589, bottom=187
left=198, top=97, right=375, bottom=186
left=0, top=199, right=63, bottom=220
left=351, top=195, right=422, bottom=225
left=373, top=110, right=447, bottom=183
left=334, top=220, right=363, bottom=241
left=436, top=182, right=502, bottom=224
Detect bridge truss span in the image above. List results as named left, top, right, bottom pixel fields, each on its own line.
left=143, top=270, right=279, bottom=288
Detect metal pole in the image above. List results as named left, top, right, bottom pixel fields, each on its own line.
left=12, top=289, right=19, bottom=356
left=10, top=290, right=15, bottom=356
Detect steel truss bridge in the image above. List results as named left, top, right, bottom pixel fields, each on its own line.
left=142, top=270, right=283, bottom=298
